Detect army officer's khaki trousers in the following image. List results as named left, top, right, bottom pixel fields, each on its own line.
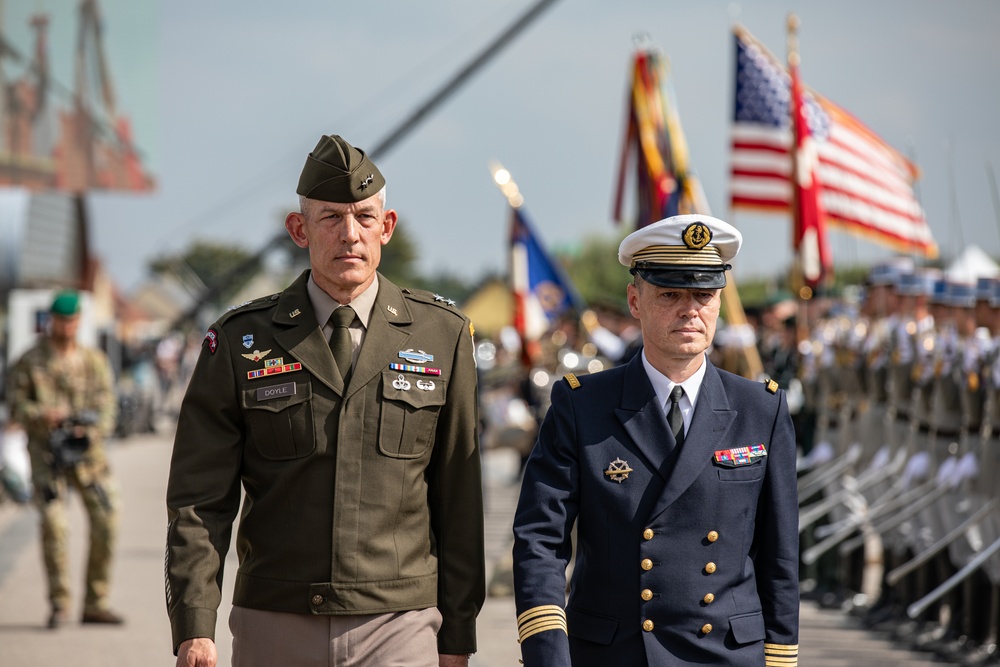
left=230, top=605, right=442, bottom=667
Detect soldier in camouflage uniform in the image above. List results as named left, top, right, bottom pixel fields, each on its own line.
left=6, top=290, right=122, bottom=628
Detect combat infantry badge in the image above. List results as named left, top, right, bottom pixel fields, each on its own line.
left=604, top=457, right=634, bottom=483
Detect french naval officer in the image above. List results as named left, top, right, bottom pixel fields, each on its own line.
left=512, top=214, right=799, bottom=666
left=165, top=135, right=484, bottom=667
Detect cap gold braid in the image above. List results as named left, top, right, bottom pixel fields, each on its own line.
left=630, top=244, right=723, bottom=268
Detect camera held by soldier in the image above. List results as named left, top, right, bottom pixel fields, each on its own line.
left=47, top=410, right=99, bottom=470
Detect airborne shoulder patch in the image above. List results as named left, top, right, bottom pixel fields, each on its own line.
left=564, top=373, right=581, bottom=389
left=763, top=378, right=779, bottom=394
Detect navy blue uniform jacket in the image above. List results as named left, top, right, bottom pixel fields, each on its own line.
left=512, top=354, right=799, bottom=666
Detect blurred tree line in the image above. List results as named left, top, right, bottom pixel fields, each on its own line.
left=148, top=222, right=876, bottom=319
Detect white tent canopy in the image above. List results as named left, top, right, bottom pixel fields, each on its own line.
left=944, top=245, right=1000, bottom=284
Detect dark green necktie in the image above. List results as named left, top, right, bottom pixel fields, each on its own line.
left=667, top=385, right=685, bottom=446
left=329, top=306, right=356, bottom=382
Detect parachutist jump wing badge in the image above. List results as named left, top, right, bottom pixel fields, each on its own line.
left=604, top=457, right=634, bottom=483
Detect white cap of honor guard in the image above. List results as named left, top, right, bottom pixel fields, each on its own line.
left=618, top=214, right=742, bottom=289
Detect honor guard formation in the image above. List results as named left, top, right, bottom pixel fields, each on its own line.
left=795, top=258, right=1000, bottom=666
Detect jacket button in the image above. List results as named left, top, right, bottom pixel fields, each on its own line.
left=704, top=562, right=717, bottom=574
left=311, top=594, right=324, bottom=606
left=643, top=619, right=654, bottom=632
left=643, top=528, right=654, bottom=540
left=701, top=623, right=713, bottom=634
left=641, top=589, right=653, bottom=601
left=641, top=558, right=653, bottom=571
left=703, top=593, right=715, bottom=604
left=707, top=530, right=719, bottom=543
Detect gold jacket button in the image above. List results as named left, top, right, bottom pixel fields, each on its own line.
left=641, top=589, right=653, bottom=601
left=701, top=623, right=713, bottom=634
left=705, top=562, right=717, bottom=574
left=703, top=593, right=715, bottom=604
left=311, top=594, right=324, bottom=606
left=643, top=619, right=654, bottom=632
left=707, top=530, right=719, bottom=543
left=643, top=528, right=654, bottom=540
left=641, top=558, right=653, bottom=571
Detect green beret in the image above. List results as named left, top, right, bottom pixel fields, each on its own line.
left=296, top=134, right=385, bottom=203
left=50, top=290, right=81, bottom=316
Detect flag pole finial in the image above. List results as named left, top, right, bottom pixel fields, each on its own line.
left=786, top=14, right=800, bottom=66
left=489, top=160, right=524, bottom=208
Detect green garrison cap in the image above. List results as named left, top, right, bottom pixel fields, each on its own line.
left=50, top=290, right=81, bottom=316
left=296, top=134, right=385, bottom=203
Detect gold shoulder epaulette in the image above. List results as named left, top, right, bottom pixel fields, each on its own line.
left=763, top=378, right=779, bottom=394
left=517, top=605, right=567, bottom=644
left=564, top=373, right=581, bottom=389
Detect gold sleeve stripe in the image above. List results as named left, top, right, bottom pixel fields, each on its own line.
left=517, top=605, right=566, bottom=625
left=764, top=643, right=799, bottom=654
left=764, top=642, right=798, bottom=667
left=517, top=605, right=568, bottom=643
left=518, top=618, right=568, bottom=643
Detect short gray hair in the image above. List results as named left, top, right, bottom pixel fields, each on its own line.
left=299, top=186, right=386, bottom=215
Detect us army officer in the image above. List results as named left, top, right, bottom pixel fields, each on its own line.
left=512, top=215, right=799, bottom=666
left=165, top=135, right=485, bottom=667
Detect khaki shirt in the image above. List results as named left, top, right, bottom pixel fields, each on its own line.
left=165, top=271, right=485, bottom=655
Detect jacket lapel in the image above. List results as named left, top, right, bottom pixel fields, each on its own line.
left=615, top=354, right=673, bottom=481
left=272, top=272, right=344, bottom=394
left=344, top=277, right=412, bottom=401
left=649, top=360, right=736, bottom=519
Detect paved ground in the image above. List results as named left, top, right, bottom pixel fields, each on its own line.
left=0, top=423, right=966, bottom=666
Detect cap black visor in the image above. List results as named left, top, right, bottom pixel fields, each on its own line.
left=632, top=266, right=728, bottom=289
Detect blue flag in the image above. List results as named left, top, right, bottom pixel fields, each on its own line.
left=509, top=207, right=584, bottom=341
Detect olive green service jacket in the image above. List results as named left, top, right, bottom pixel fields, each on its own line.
left=165, top=271, right=485, bottom=655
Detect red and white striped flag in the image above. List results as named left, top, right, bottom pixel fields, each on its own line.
left=729, top=26, right=938, bottom=259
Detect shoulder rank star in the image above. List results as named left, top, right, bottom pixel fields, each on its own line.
left=433, top=294, right=457, bottom=306
left=241, top=349, right=272, bottom=362
left=604, top=457, right=633, bottom=483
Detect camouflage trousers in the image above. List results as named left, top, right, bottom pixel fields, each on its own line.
left=31, top=461, right=119, bottom=613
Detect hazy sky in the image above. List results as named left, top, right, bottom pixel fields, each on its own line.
left=5, top=0, right=1000, bottom=293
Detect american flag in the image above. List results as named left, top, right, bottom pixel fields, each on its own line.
left=729, top=27, right=938, bottom=258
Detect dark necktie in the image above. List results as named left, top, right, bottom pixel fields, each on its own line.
left=329, top=306, right=356, bottom=382
left=667, top=385, right=685, bottom=446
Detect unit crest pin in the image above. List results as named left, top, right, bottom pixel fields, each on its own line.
left=604, top=457, right=634, bottom=483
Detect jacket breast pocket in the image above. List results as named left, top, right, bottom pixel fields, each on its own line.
left=379, top=370, right=447, bottom=459
left=729, top=610, right=765, bottom=644
left=241, top=377, right=315, bottom=460
left=715, top=459, right=765, bottom=481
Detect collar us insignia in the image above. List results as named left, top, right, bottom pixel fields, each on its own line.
left=604, top=457, right=634, bottom=483
left=398, top=349, right=434, bottom=364
left=682, top=222, right=712, bottom=250
left=241, top=349, right=271, bottom=362
left=714, top=443, right=767, bottom=466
